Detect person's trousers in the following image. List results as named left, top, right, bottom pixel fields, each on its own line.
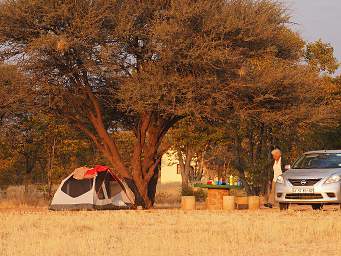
left=265, top=181, right=275, bottom=204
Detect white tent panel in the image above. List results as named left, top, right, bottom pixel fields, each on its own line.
left=50, top=170, right=135, bottom=210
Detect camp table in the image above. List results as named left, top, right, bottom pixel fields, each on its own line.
left=194, top=184, right=241, bottom=210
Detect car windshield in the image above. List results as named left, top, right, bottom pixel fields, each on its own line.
left=292, top=153, right=341, bottom=169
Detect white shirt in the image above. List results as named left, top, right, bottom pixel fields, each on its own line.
left=273, top=157, right=282, bottom=182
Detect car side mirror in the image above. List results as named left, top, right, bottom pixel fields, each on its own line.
left=284, top=165, right=291, bottom=171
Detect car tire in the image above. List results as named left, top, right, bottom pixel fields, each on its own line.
left=279, top=203, right=289, bottom=211
left=311, top=204, right=323, bottom=210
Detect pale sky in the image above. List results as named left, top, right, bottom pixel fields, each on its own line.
left=286, top=0, right=341, bottom=72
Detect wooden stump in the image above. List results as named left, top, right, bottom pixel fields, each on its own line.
left=248, top=196, right=260, bottom=210
left=207, top=189, right=229, bottom=210
left=181, top=196, right=196, bottom=210
left=236, top=196, right=248, bottom=210
left=223, top=196, right=235, bottom=211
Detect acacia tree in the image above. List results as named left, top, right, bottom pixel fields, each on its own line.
left=0, top=0, right=306, bottom=208
left=0, top=64, right=30, bottom=124
left=168, top=44, right=340, bottom=195
left=229, top=53, right=340, bottom=194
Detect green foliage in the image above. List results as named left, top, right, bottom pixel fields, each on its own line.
left=0, top=111, right=101, bottom=187
left=305, top=39, right=339, bottom=74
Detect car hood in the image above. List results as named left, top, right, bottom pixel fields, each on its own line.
left=283, top=168, right=341, bottom=179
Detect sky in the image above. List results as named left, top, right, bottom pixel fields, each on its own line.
left=286, top=0, right=341, bottom=73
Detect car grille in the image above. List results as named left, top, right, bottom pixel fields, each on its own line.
left=285, top=193, right=323, bottom=200
left=288, top=178, right=321, bottom=186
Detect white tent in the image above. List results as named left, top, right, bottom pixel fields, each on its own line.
left=49, top=166, right=135, bottom=210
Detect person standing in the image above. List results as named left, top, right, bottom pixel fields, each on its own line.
left=264, top=148, right=287, bottom=208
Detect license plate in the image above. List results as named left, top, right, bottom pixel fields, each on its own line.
left=292, top=187, right=314, bottom=193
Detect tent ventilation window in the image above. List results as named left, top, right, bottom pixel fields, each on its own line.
left=61, top=177, right=93, bottom=198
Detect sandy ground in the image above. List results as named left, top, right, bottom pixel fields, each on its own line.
left=1, top=205, right=341, bottom=256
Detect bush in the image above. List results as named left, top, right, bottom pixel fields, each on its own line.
left=181, top=186, right=207, bottom=202
left=181, top=186, right=194, bottom=196
left=194, top=188, right=207, bottom=202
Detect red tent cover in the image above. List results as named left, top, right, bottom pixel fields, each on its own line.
left=85, top=165, right=122, bottom=185
left=85, top=165, right=110, bottom=176
left=84, top=165, right=134, bottom=206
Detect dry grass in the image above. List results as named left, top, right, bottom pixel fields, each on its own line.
left=1, top=207, right=341, bottom=256
left=0, top=185, right=48, bottom=208
left=1, top=184, right=341, bottom=256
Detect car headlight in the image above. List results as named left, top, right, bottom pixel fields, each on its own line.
left=276, top=175, right=284, bottom=184
left=325, top=174, right=341, bottom=184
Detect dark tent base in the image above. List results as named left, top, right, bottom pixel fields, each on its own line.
left=49, top=203, right=134, bottom=211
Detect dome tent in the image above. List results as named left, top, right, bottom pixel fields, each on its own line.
left=49, top=165, right=135, bottom=211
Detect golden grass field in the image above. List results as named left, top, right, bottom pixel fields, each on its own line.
left=1, top=206, right=341, bottom=256
left=1, top=184, right=341, bottom=256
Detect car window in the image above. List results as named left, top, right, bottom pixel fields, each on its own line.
left=292, top=153, right=341, bottom=169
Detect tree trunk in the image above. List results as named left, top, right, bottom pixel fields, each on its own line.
left=47, top=138, right=56, bottom=199
left=255, top=123, right=265, bottom=159
left=23, top=153, right=35, bottom=194
left=185, top=147, right=194, bottom=183
left=124, top=162, right=161, bottom=208
left=247, top=122, right=254, bottom=165
left=75, top=86, right=181, bottom=209
left=197, top=152, right=204, bottom=178
left=124, top=178, right=148, bottom=208
left=233, top=126, right=252, bottom=195
left=181, top=170, right=189, bottom=189
left=147, top=164, right=160, bottom=205
left=177, top=148, right=194, bottom=189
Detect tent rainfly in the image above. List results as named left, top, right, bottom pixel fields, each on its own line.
left=49, top=165, right=135, bottom=210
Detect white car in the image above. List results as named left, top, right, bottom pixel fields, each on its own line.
left=275, top=150, right=341, bottom=210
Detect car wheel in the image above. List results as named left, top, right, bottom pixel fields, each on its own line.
left=311, top=204, right=323, bottom=210
left=279, top=203, right=289, bottom=211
